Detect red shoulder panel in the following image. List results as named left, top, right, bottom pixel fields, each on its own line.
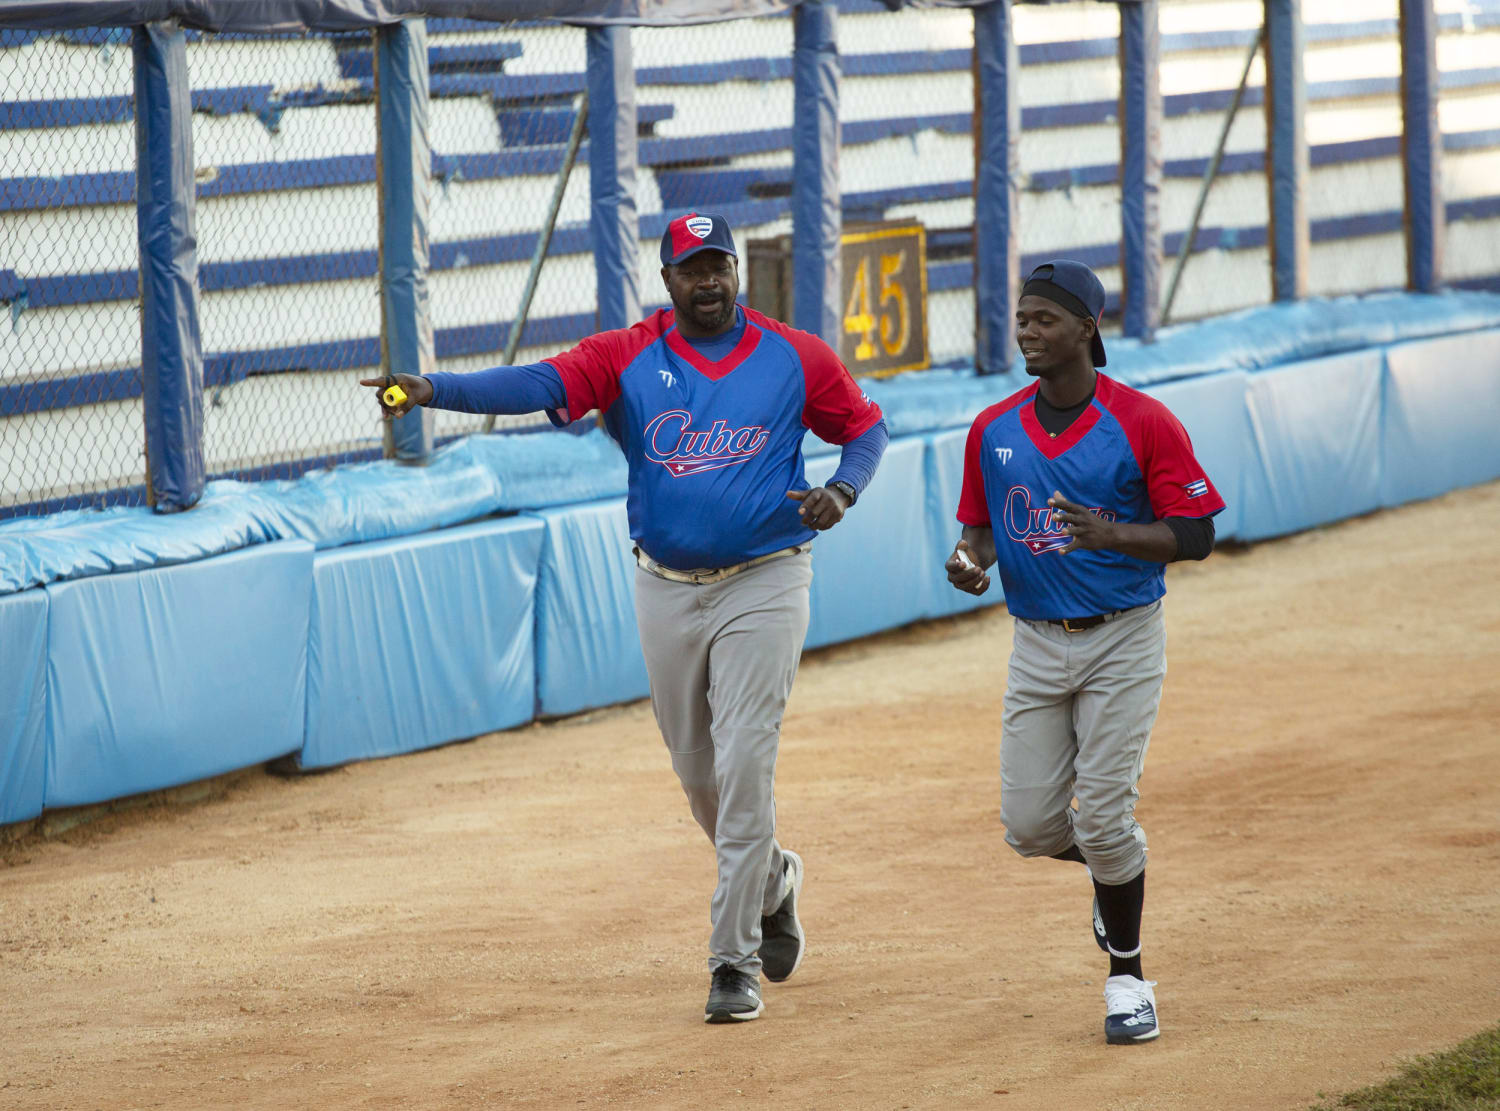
left=542, top=309, right=671, bottom=421
left=956, top=385, right=1036, bottom=526
left=1094, top=374, right=1226, bottom=519
left=744, top=307, right=883, bottom=444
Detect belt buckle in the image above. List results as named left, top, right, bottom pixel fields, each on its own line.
left=1061, top=617, right=1086, bottom=633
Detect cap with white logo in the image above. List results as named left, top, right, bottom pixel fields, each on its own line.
left=661, top=212, right=738, bottom=266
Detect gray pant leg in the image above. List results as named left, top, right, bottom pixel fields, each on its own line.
left=634, top=554, right=811, bottom=975
left=1000, top=618, right=1081, bottom=859
left=1071, top=602, right=1165, bottom=884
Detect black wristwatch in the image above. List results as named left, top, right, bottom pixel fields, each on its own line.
left=828, top=480, right=857, bottom=507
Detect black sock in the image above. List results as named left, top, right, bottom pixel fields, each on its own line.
left=1050, top=843, right=1087, bottom=865
left=1093, top=870, right=1145, bottom=980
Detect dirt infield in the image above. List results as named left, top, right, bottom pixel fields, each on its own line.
left=3, top=481, right=1498, bottom=1111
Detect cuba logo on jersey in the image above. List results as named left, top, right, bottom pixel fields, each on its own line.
left=1002, top=485, right=1116, bottom=555
left=644, top=409, right=771, bottom=476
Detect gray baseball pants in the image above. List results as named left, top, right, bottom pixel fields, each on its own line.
left=633, top=550, right=812, bottom=976
left=999, top=600, right=1166, bottom=886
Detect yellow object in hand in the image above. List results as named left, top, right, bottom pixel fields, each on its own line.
left=383, top=383, right=408, bottom=409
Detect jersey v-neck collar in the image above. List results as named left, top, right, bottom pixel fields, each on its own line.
left=1019, top=385, right=1102, bottom=459
left=664, top=313, right=763, bottom=381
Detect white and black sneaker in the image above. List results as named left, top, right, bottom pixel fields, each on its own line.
left=1103, top=975, right=1160, bottom=1044
left=705, top=965, right=763, bottom=1024
left=759, top=849, right=805, bottom=983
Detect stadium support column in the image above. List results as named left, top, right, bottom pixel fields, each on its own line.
left=587, top=27, right=641, bottom=332
left=1264, top=0, right=1309, bottom=301
left=793, top=0, right=841, bottom=344
left=1400, top=0, right=1444, bottom=292
left=1119, top=0, right=1162, bottom=340
left=377, top=19, right=434, bottom=463
left=973, top=0, right=1020, bottom=374
left=134, top=23, right=204, bottom=512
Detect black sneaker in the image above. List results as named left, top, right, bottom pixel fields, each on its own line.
left=760, top=849, right=805, bottom=983
left=705, top=965, right=763, bottom=1024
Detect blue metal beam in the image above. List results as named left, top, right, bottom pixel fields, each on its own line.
left=1400, top=0, right=1444, bottom=291
left=133, top=22, right=204, bottom=513
left=793, top=0, right=841, bottom=343
left=974, top=0, right=1020, bottom=374
left=586, top=25, right=641, bottom=332
left=1264, top=0, right=1309, bottom=301
left=1119, top=0, right=1162, bottom=339
left=377, top=18, right=434, bottom=463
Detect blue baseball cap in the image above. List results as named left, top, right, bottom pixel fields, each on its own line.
left=661, top=212, right=737, bottom=266
left=1021, top=260, right=1107, bottom=367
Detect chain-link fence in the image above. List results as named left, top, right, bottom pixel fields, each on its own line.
left=424, top=18, right=590, bottom=440
left=187, top=30, right=383, bottom=483
left=1, top=30, right=145, bottom=518
left=1437, top=0, right=1500, bottom=292
left=1301, top=0, right=1407, bottom=299
left=1015, top=1, right=1124, bottom=335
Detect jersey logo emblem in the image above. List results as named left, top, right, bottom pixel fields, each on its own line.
left=643, top=409, right=770, bottom=477
left=1002, top=485, right=1116, bottom=555
left=685, top=216, right=714, bottom=239
left=1184, top=478, right=1208, bottom=498
left=659, top=369, right=676, bottom=388
left=994, top=447, right=1013, bottom=464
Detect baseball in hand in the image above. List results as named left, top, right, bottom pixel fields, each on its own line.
left=954, top=547, right=976, bottom=570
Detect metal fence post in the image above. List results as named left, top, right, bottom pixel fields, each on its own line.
left=587, top=26, right=641, bottom=332
left=793, top=0, right=841, bottom=344
left=134, top=21, right=204, bottom=512
left=376, top=18, right=434, bottom=463
left=973, top=0, right=1020, bottom=375
left=1120, top=0, right=1162, bottom=339
left=1399, top=0, right=1444, bottom=293
left=1264, top=0, right=1309, bottom=301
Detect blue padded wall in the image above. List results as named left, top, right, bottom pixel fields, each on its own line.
left=300, top=516, right=545, bottom=769
left=804, top=436, right=933, bottom=649
left=0, top=588, right=48, bottom=824
left=1241, top=350, right=1384, bottom=541
left=922, top=427, right=1005, bottom=620
left=1143, top=370, right=1249, bottom=540
left=529, top=498, right=648, bottom=717
left=44, top=540, right=314, bottom=808
left=1381, top=328, right=1500, bottom=506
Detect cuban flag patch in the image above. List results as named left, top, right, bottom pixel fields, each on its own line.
left=1183, top=478, right=1209, bottom=499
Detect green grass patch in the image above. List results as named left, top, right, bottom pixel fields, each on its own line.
left=1310, top=1025, right=1500, bottom=1110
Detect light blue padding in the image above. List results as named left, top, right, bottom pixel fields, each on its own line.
left=43, top=540, right=314, bottom=808
left=921, top=427, right=1005, bottom=620
left=1240, top=351, right=1384, bottom=541
left=1381, top=328, right=1500, bottom=507
left=301, top=516, right=544, bottom=769
left=804, top=437, right=932, bottom=650
left=1142, top=370, right=1248, bottom=540
left=0, top=588, right=47, bottom=824
left=529, top=498, right=648, bottom=717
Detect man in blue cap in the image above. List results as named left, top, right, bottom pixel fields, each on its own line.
left=943, top=260, right=1225, bottom=1045
left=363, top=212, right=889, bottom=1025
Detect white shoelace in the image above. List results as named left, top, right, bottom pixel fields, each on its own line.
left=1103, top=976, right=1157, bottom=1016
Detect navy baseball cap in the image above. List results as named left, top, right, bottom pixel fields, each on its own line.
left=1021, top=260, right=1107, bottom=367
left=661, top=212, right=737, bottom=266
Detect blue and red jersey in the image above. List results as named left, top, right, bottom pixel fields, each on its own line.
left=957, top=374, right=1225, bottom=621
left=544, top=306, right=882, bottom=570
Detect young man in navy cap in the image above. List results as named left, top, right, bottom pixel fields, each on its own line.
left=944, top=260, right=1224, bottom=1044
left=363, top=213, right=889, bottom=1024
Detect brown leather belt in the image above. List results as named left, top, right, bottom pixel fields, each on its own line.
left=1045, top=609, right=1127, bottom=633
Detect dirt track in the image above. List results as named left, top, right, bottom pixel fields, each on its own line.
left=3, top=481, right=1499, bottom=1111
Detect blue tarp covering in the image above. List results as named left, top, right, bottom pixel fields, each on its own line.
left=1240, top=350, right=1384, bottom=541
left=804, top=437, right=936, bottom=649
left=0, top=589, right=48, bottom=824
left=921, top=427, right=1004, bottom=620
left=301, top=516, right=544, bottom=769
left=43, top=540, right=313, bottom=808
left=1381, top=328, right=1500, bottom=507
left=1142, top=371, right=1248, bottom=539
left=529, top=498, right=648, bottom=717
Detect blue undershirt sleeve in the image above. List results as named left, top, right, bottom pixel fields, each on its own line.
left=827, top=419, right=889, bottom=499
left=423, top=363, right=568, bottom=417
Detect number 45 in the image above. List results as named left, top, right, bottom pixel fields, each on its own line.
left=843, top=251, right=910, bottom=361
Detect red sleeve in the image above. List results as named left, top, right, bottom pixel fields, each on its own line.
left=749, top=312, right=881, bottom=444
left=1116, top=390, right=1227, bottom=519
left=541, top=312, right=667, bottom=424
left=956, top=404, right=1005, bottom=527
